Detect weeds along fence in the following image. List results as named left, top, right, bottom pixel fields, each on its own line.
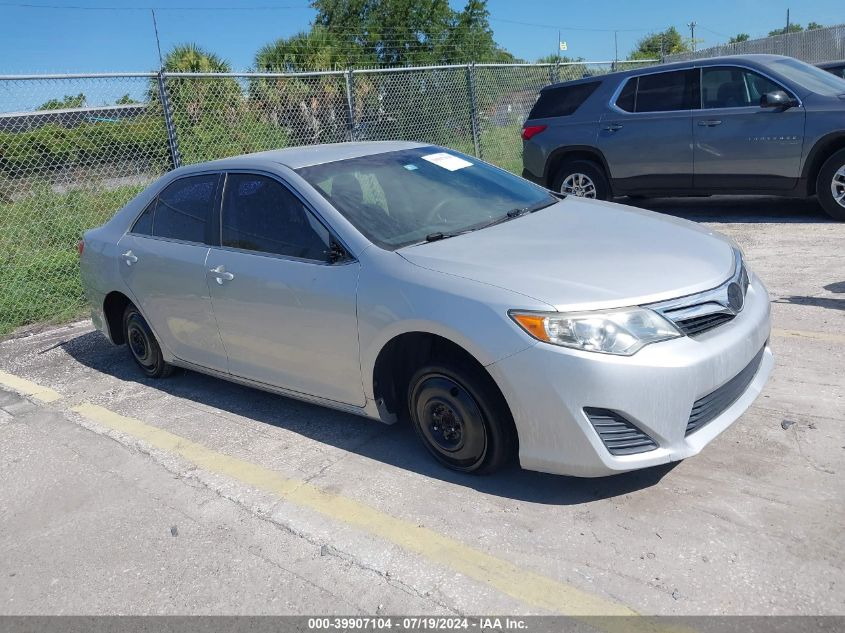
left=666, top=23, right=845, bottom=63
left=0, top=60, right=656, bottom=334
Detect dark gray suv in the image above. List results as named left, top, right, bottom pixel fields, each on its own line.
left=521, top=54, right=845, bottom=220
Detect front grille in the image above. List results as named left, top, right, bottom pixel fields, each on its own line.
left=675, top=312, right=735, bottom=336
left=584, top=408, right=658, bottom=455
left=648, top=249, right=749, bottom=338
left=686, top=346, right=766, bottom=436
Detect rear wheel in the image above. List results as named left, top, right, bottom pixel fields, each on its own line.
left=552, top=159, right=611, bottom=201
left=122, top=304, right=174, bottom=378
left=817, top=148, right=845, bottom=221
left=408, top=360, right=515, bottom=474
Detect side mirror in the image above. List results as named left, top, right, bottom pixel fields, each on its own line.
left=760, top=90, right=799, bottom=109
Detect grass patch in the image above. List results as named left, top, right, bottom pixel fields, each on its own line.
left=0, top=183, right=145, bottom=336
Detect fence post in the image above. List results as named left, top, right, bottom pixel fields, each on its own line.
left=157, top=71, right=181, bottom=169
left=344, top=68, right=356, bottom=142
left=551, top=60, right=560, bottom=84
left=465, top=63, right=482, bottom=159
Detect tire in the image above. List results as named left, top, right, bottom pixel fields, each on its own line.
left=407, top=359, right=516, bottom=474
left=816, top=148, right=845, bottom=221
left=122, top=304, right=174, bottom=378
left=552, top=159, right=611, bottom=201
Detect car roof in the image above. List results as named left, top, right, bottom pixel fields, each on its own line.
left=180, top=140, right=428, bottom=172
left=817, top=60, right=845, bottom=69
left=540, top=54, right=795, bottom=92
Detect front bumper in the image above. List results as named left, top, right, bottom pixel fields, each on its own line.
left=487, top=273, right=773, bottom=477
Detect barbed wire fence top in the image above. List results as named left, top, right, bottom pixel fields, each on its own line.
left=0, top=60, right=658, bottom=335
left=666, top=23, right=845, bottom=63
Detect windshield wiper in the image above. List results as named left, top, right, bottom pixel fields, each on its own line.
left=475, top=198, right=556, bottom=231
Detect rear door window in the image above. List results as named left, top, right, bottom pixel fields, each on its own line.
left=528, top=81, right=601, bottom=119
left=221, top=173, right=330, bottom=262
left=152, top=174, right=217, bottom=243
left=634, top=69, right=699, bottom=112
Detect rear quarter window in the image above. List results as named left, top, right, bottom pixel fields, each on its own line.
left=528, top=81, right=601, bottom=119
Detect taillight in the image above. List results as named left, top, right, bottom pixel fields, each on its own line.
left=77, top=239, right=85, bottom=256
left=521, top=124, right=547, bottom=141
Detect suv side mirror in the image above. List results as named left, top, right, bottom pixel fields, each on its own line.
left=760, top=90, right=799, bottom=109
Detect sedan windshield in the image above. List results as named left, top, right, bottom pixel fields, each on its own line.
left=296, top=147, right=556, bottom=249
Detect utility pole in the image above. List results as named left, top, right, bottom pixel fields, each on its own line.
left=613, top=31, right=618, bottom=69
left=785, top=8, right=790, bottom=35
left=687, top=21, right=697, bottom=52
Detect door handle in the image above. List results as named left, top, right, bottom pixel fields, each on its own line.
left=697, top=119, right=723, bottom=127
left=209, top=265, right=234, bottom=284
left=122, top=250, right=138, bottom=265
left=602, top=123, right=623, bottom=131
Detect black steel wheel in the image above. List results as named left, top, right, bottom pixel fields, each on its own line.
left=122, top=304, right=174, bottom=378
left=408, top=362, right=515, bottom=474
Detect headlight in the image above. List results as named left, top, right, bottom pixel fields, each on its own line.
left=509, top=307, right=681, bottom=355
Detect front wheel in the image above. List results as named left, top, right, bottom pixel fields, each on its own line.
left=552, top=159, right=611, bottom=201
left=122, top=304, right=174, bottom=378
left=407, top=361, right=515, bottom=474
left=817, top=148, right=845, bottom=221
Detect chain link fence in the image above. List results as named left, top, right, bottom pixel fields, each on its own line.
left=0, top=60, right=656, bottom=335
left=666, top=23, right=845, bottom=64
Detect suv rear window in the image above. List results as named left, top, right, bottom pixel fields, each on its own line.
left=528, top=81, right=600, bottom=119
left=615, top=70, right=700, bottom=113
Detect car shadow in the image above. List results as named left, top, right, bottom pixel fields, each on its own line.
left=773, top=280, right=845, bottom=312
left=622, top=195, right=834, bottom=224
left=60, top=329, right=678, bottom=506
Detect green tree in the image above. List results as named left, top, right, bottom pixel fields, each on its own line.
left=309, top=0, right=513, bottom=65
left=768, top=23, right=804, bottom=36
left=628, top=27, right=689, bottom=60
left=38, top=93, right=86, bottom=110
left=729, top=33, right=751, bottom=43
left=807, top=21, right=825, bottom=30
left=115, top=94, right=138, bottom=105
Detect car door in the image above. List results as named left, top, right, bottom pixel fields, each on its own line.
left=117, top=172, right=228, bottom=372
left=694, top=65, right=806, bottom=190
left=597, top=68, right=698, bottom=193
left=206, top=171, right=365, bottom=406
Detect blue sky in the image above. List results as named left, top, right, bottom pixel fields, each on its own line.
left=0, top=0, right=842, bottom=73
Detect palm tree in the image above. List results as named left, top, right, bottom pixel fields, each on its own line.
left=250, top=28, right=358, bottom=143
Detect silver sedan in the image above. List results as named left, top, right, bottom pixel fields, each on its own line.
left=80, top=141, right=773, bottom=476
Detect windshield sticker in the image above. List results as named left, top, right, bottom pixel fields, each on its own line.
left=421, top=152, right=473, bottom=171
left=403, top=164, right=419, bottom=171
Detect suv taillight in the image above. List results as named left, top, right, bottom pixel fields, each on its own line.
left=521, top=124, right=547, bottom=141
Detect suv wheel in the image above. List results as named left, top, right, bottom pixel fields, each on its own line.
left=817, top=148, right=845, bottom=221
left=553, top=160, right=610, bottom=201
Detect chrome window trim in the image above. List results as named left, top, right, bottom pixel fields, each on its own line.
left=217, top=169, right=358, bottom=265
left=606, top=62, right=803, bottom=115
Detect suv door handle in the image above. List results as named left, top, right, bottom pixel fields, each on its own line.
left=697, top=119, right=723, bottom=127
left=121, top=250, right=138, bottom=265
left=209, top=265, right=234, bottom=284
left=602, top=123, right=623, bottom=131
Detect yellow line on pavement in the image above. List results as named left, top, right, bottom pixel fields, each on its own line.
left=0, top=370, right=62, bottom=402
left=72, top=401, right=639, bottom=620
left=772, top=328, right=845, bottom=344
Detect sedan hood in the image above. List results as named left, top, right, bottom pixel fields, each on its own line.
left=399, top=198, right=735, bottom=311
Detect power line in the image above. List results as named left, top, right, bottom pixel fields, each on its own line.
left=0, top=2, right=311, bottom=9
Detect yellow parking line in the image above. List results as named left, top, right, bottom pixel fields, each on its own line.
left=0, top=370, right=62, bottom=402
left=772, top=328, right=845, bottom=344
left=72, top=401, right=637, bottom=619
